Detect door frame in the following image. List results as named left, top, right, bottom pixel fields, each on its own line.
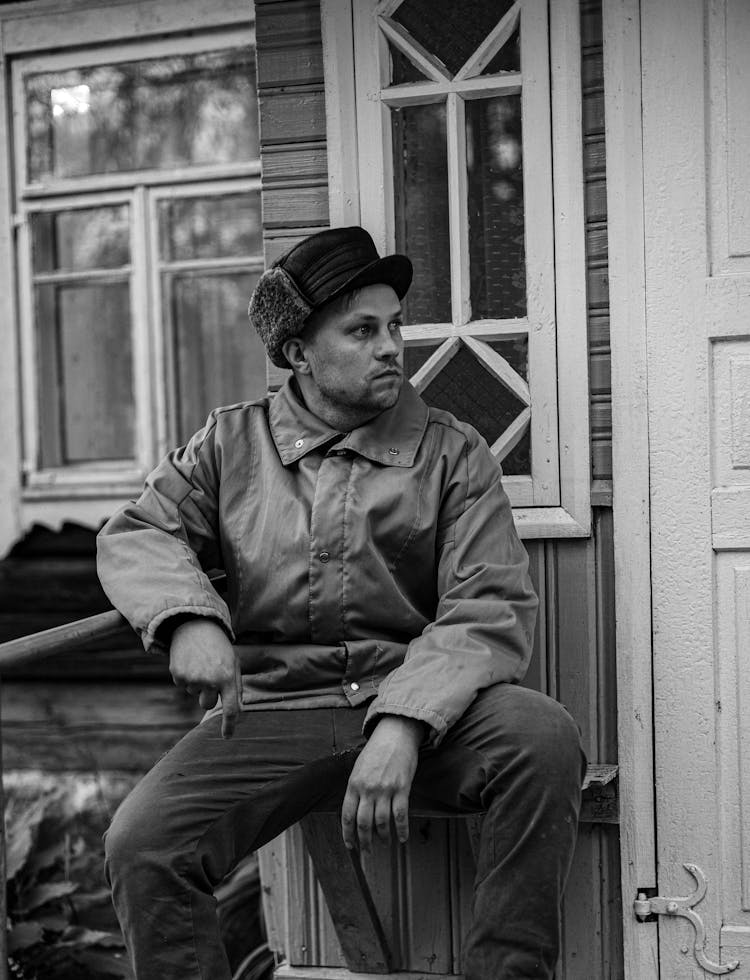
left=602, top=0, right=659, bottom=976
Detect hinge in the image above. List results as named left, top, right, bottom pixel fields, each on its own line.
left=634, top=864, right=739, bottom=975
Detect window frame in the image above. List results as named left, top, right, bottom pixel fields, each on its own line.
left=11, top=19, right=260, bottom=503
left=321, top=0, right=591, bottom=538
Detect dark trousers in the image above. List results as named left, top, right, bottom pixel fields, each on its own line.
left=104, top=684, right=585, bottom=980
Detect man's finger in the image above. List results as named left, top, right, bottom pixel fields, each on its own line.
left=220, top=670, right=240, bottom=740
left=198, top=687, right=219, bottom=710
left=341, top=788, right=359, bottom=850
left=356, top=797, right=375, bottom=854
left=373, top=796, right=392, bottom=844
left=392, top=790, right=410, bottom=844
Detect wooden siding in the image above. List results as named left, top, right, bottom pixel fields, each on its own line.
left=582, top=0, right=613, bottom=483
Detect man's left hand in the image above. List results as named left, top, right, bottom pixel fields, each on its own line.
left=341, top=715, right=425, bottom=852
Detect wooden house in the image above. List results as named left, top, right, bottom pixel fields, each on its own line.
left=0, top=0, right=747, bottom=977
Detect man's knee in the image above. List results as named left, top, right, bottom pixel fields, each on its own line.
left=104, top=786, right=166, bottom=886
left=469, top=685, right=585, bottom=785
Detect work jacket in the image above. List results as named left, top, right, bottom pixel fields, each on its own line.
left=97, top=378, right=538, bottom=745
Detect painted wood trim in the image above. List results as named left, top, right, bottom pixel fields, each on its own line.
left=522, top=0, right=560, bottom=509
left=402, top=318, right=529, bottom=342
left=0, top=21, right=21, bottom=558
left=380, top=74, right=522, bottom=104
left=602, top=0, right=658, bottom=975
left=320, top=0, right=361, bottom=226
left=446, top=93, right=471, bottom=325
left=1, top=0, right=253, bottom=54
left=549, top=0, right=592, bottom=530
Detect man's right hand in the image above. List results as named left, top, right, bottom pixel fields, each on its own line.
left=169, top=618, right=241, bottom=739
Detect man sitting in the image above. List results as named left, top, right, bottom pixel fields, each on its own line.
left=97, top=226, right=584, bottom=980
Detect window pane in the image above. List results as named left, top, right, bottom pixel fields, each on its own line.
left=36, top=281, right=134, bottom=465
left=482, top=23, right=521, bottom=75
left=158, top=193, right=262, bottom=262
left=391, top=102, right=452, bottom=323
left=422, top=343, right=524, bottom=446
left=501, top=429, right=530, bottom=476
left=167, top=272, right=266, bottom=442
left=31, top=206, right=130, bottom=273
left=392, top=0, right=516, bottom=77
left=466, top=96, right=526, bottom=319
left=389, top=42, right=427, bottom=85
left=404, top=342, right=441, bottom=377
left=26, top=48, right=258, bottom=181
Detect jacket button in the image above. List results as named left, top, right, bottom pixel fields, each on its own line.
left=294, top=438, right=304, bottom=448
left=319, top=551, right=330, bottom=563
left=388, top=447, right=399, bottom=455
left=350, top=681, right=360, bottom=692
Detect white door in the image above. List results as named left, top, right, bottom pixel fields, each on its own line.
left=640, top=0, right=750, bottom=976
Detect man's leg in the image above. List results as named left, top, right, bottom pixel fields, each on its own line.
left=104, top=708, right=359, bottom=980
left=411, top=684, right=586, bottom=980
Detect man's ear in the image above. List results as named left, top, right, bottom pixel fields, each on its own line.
left=282, top=337, right=312, bottom=374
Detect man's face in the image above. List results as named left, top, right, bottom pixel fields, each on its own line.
left=301, top=282, right=405, bottom=419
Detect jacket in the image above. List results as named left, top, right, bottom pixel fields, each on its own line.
left=96, top=378, right=538, bottom=745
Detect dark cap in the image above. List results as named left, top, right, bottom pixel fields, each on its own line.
left=248, top=226, right=412, bottom=368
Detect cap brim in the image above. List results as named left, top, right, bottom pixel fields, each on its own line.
left=324, top=253, right=413, bottom=305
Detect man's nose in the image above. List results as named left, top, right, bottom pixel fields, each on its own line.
left=375, top=327, right=401, bottom=359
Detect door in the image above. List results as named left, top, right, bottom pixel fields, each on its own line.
left=641, top=0, right=750, bottom=975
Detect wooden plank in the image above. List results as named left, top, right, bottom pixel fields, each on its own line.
left=257, top=44, right=324, bottom=88
left=560, top=825, right=605, bottom=979
left=1, top=681, right=201, bottom=770
left=255, top=0, right=322, bottom=42
left=263, top=185, right=330, bottom=229
left=602, top=1, right=659, bottom=976
left=259, top=90, right=327, bottom=144
left=261, top=144, right=329, bottom=182
left=301, top=813, right=392, bottom=974
left=320, top=0, right=360, bottom=226
left=2, top=0, right=252, bottom=54
left=401, top=817, right=452, bottom=973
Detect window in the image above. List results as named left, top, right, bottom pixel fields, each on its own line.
left=323, top=0, right=591, bottom=537
left=13, top=18, right=265, bottom=500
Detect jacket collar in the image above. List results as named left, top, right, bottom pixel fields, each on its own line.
left=269, top=377, right=429, bottom=468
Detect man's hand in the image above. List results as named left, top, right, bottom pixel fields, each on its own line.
left=169, top=618, right=241, bottom=739
left=341, top=715, right=425, bottom=853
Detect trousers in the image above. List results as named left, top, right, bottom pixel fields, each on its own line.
left=104, top=683, right=585, bottom=980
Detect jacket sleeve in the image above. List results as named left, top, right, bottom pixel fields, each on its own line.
left=96, top=413, right=233, bottom=654
left=364, top=428, right=538, bottom=746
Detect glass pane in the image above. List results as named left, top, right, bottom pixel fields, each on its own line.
left=482, top=23, right=521, bottom=75
left=501, top=428, right=530, bottom=476
left=26, top=48, right=258, bottom=181
left=168, top=272, right=266, bottom=442
left=404, top=342, right=441, bottom=377
left=422, top=343, right=524, bottom=445
left=392, top=0, right=516, bottom=77
left=490, top=336, right=527, bottom=381
left=466, top=96, right=526, bottom=319
left=31, top=206, right=130, bottom=273
left=158, top=193, right=262, bottom=262
left=391, top=102, right=452, bottom=323
left=389, top=42, right=427, bottom=85
left=36, top=281, right=134, bottom=466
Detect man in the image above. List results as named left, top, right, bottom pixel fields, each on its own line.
left=98, top=226, right=584, bottom=980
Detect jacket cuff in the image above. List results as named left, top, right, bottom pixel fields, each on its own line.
left=144, top=603, right=234, bottom=655
left=363, top=699, right=447, bottom=748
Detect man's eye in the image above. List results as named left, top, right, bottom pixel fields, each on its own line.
left=389, top=321, right=403, bottom=332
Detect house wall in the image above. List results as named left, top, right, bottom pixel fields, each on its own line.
left=0, top=0, right=623, bottom=975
